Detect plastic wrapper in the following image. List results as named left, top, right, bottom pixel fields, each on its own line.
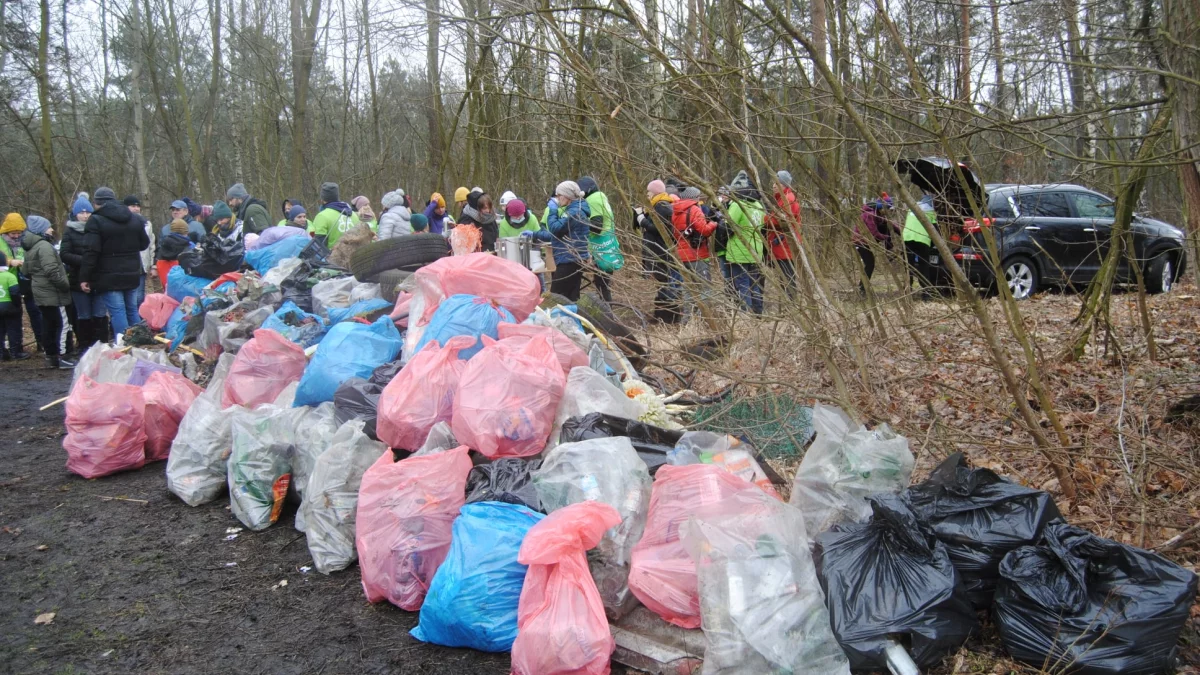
left=245, top=236, right=309, bottom=274
left=905, top=453, right=1061, bottom=608
left=333, top=378, right=383, bottom=440
left=404, top=253, right=542, bottom=356
left=994, top=520, right=1198, bottom=675
left=684, top=488, right=850, bottom=675
left=628, top=464, right=758, bottom=628
left=142, top=371, right=203, bottom=462
left=165, top=355, right=237, bottom=506
left=815, top=494, right=977, bottom=669
left=356, top=446, right=473, bottom=609
left=228, top=406, right=299, bottom=531
left=311, top=275, right=381, bottom=317
left=511, top=501, right=622, bottom=675
left=167, top=265, right=215, bottom=301
left=138, top=293, right=180, bottom=331
left=221, top=329, right=308, bottom=410
left=326, top=298, right=393, bottom=325
left=299, top=419, right=385, bottom=574
left=549, top=367, right=646, bottom=447
left=263, top=257, right=304, bottom=286
left=560, top=412, right=683, bottom=475
left=260, top=300, right=328, bottom=348
left=669, top=431, right=780, bottom=498
left=789, top=403, right=913, bottom=536
left=294, top=316, right=403, bottom=407
left=411, top=294, right=515, bottom=360
left=465, top=458, right=543, bottom=511
left=74, top=343, right=137, bottom=387
left=533, top=437, right=652, bottom=619
left=410, top=501, right=545, bottom=651
left=63, top=376, right=147, bottom=479
left=497, top=322, right=589, bottom=375
left=376, top=336, right=473, bottom=451
left=197, top=302, right=273, bottom=356
left=452, top=336, right=566, bottom=459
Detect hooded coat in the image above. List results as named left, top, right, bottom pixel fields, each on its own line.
left=308, top=201, right=355, bottom=248
left=21, top=230, right=71, bottom=307
left=58, top=220, right=90, bottom=291
left=671, top=199, right=717, bottom=262
left=765, top=186, right=801, bottom=260
left=80, top=201, right=151, bottom=292
left=377, top=190, right=413, bottom=240
left=235, top=197, right=272, bottom=236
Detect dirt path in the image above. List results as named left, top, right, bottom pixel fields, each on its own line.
left=0, top=363, right=513, bottom=675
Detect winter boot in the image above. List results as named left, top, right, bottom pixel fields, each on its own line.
left=64, top=329, right=76, bottom=358
left=93, top=316, right=111, bottom=346
left=1, top=348, right=9, bottom=361
left=45, top=355, right=75, bottom=370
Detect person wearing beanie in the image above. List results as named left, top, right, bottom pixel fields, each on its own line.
left=278, top=198, right=302, bottom=227
left=424, top=193, right=449, bottom=235
left=308, top=181, right=355, bottom=248
left=410, top=213, right=429, bottom=233
left=20, top=216, right=74, bottom=368
left=154, top=219, right=195, bottom=287
left=724, top=170, right=766, bottom=314
left=636, top=179, right=676, bottom=292
left=0, top=212, right=44, bottom=353
left=80, top=186, right=150, bottom=339
left=456, top=189, right=499, bottom=252
left=378, top=190, right=413, bottom=240
left=287, top=204, right=308, bottom=229
left=224, top=182, right=271, bottom=235
left=453, top=186, right=470, bottom=218
left=498, top=191, right=517, bottom=211
left=0, top=249, right=30, bottom=360
left=578, top=176, right=623, bottom=302
left=350, top=195, right=379, bottom=234
left=61, top=197, right=97, bottom=352
left=499, top=198, right=548, bottom=240
left=545, top=180, right=592, bottom=300
left=209, top=200, right=241, bottom=241
left=764, top=169, right=801, bottom=297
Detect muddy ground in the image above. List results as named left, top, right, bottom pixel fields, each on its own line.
left=0, top=361, right=519, bottom=675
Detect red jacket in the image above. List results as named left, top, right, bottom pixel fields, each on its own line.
left=670, top=199, right=716, bottom=262
left=765, top=186, right=801, bottom=260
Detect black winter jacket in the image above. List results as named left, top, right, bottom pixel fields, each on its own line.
left=58, top=220, right=89, bottom=291
left=156, top=233, right=192, bottom=262
left=80, top=202, right=151, bottom=292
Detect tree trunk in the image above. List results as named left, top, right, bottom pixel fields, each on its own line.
left=36, top=0, right=68, bottom=222
left=164, top=0, right=209, bottom=198
left=1163, top=0, right=1200, bottom=285
left=128, top=0, right=151, bottom=209
left=1062, top=0, right=1090, bottom=163
left=958, top=0, right=971, bottom=104
left=61, top=0, right=89, bottom=192
left=290, top=0, right=320, bottom=197
left=426, top=0, right=444, bottom=190
left=362, top=0, right=381, bottom=157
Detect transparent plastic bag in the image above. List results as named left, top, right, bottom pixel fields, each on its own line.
left=452, top=335, right=565, bottom=459
left=412, top=294, right=515, bottom=360
left=293, top=316, right=403, bottom=407
left=142, top=370, right=203, bottom=462
left=497, top=322, right=589, bottom=375
left=669, top=431, right=780, bottom=499
left=512, top=501, right=622, bottom=675
left=300, top=419, right=385, bottom=574
left=628, top=464, right=757, bottom=628
left=413, top=421, right=457, bottom=457
left=549, top=367, right=646, bottom=447
left=356, top=445, right=473, bottom=609
left=63, top=376, right=147, bottom=479
left=221, top=329, right=308, bottom=410
left=196, top=301, right=273, bottom=356
left=165, top=355, right=238, bottom=506
left=228, top=406, right=299, bottom=531
left=533, top=437, right=652, bottom=620
left=290, top=402, right=341, bottom=504
left=312, top=275, right=380, bottom=317
left=376, top=336, right=473, bottom=451
left=263, top=257, right=303, bottom=286
left=789, top=403, right=913, bottom=536
left=684, top=488, right=850, bottom=675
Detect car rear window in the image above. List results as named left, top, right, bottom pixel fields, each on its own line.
left=1069, top=192, right=1115, bottom=219
left=1014, top=191, right=1070, bottom=218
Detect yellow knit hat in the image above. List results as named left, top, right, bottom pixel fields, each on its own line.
left=431, top=192, right=446, bottom=209
left=454, top=186, right=469, bottom=203
left=0, top=213, right=26, bottom=235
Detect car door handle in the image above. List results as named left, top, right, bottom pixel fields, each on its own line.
left=1025, top=226, right=1041, bottom=231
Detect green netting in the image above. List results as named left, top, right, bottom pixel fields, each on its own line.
left=691, top=394, right=815, bottom=460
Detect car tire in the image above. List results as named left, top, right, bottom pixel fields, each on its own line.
left=377, top=269, right=412, bottom=303
left=1003, top=255, right=1039, bottom=300
left=348, top=233, right=450, bottom=282
left=1146, top=252, right=1177, bottom=294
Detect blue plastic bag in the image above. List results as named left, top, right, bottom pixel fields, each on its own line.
left=294, top=315, right=402, bottom=407
left=411, top=501, right=544, bottom=652
left=262, top=301, right=328, bottom=348
left=326, top=298, right=393, bottom=325
left=414, top=294, right=515, bottom=360
left=244, top=236, right=309, bottom=274
left=166, top=266, right=214, bottom=302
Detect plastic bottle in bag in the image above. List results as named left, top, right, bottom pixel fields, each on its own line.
left=670, top=430, right=780, bottom=498
left=548, top=367, right=647, bottom=448
left=300, top=419, right=385, bottom=574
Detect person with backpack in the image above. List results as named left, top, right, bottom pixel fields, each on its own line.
left=671, top=186, right=717, bottom=316
left=308, top=182, right=356, bottom=249
left=21, top=216, right=74, bottom=368
left=0, top=251, right=29, bottom=360
left=635, top=179, right=681, bottom=321
left=59, top=195, right=103, bottom=352
left=79, top=186, right=151, bottom=338
left=225, top=183, right=272, bottom=236
left=724, top=171, right=766, bottom=314
left=578, top=176, right=623, bottom=302
left=766, top=170, right=801, bottom=296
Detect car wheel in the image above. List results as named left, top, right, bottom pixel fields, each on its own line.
left=1146, top=252, right=1176, bottom=294
left=348, top=233, right=450, bottom=282
left=377, top=268, right=412, bottom=303
left=1003, top=256, right=1039, bottom=300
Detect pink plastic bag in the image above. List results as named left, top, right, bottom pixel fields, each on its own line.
left=142, top=371, right=203, bottom=461
left=63, top=375, right=148, bottom=478
left=356, top=445, right=473, bottom=609
left=512, top=501, right=622, bottom=675
left=452, top=336, right=565, bottom=458
left=138, top=293, right=180, bottom=331
left=627, top=464, right=757, bottom=628
left=221, top=329, right=308, bottom=409
left=497, top=323, right=589, bottom=375
left=414, top=253, right=541, bottom=324
left=376, top=336, right=472, bottom=451
left=389, top=291, right=413, bottom=328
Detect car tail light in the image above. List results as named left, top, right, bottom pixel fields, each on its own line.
left=962, top=217, right=993, bottom=234
left=953, top=251, right=981, bottom=261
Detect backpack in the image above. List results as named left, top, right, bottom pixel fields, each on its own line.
left=672, top=204, right=707, bottom=250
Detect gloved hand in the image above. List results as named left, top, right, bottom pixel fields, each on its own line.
left=547, top=198, right=559, bottom=214
left=519, top=230, right=535, bottom=239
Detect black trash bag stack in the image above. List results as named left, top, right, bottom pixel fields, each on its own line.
left=815, top=494, right=978, bottom=670
left=178, top=234, right=245, bottom=278
left=464, top=458, right=542, bottom=511
left=905, top=453, right=1061, bottom=608
left=559, top=412, right=683, bottom=474
left=332, top=361, right=404, bottom=441
left=994, top=520, right=1198, bottom=675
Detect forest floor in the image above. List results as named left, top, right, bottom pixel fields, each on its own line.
left=0, top=272, right=1197, bottom=674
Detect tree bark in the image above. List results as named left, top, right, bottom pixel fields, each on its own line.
left=128, top=0, right=151, bottom=208
left=36, top=0, right=68, bottom=222
left=426, top=0, right=444, bottom=189
left=290, top=0, right=321, bottom=197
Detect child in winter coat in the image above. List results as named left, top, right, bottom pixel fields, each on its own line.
left=377, top=190, right=413, bottom=239
left=0, top=251, right=29, bottom=360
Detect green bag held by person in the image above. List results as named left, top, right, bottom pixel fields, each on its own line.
left=582, top=182, right=625, bottom=273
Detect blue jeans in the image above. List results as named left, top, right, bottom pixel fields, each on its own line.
left=728, top=263, right=763, bottom=314
left=99, top=289, right=140, bottom=336
left=71, top=290, right=99, bottom=320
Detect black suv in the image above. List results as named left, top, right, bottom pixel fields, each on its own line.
left=952, top=184, right=1187, bottom=299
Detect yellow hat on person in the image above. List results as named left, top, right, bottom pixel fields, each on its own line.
left=0, top=213, right=26, bottom=235
left=431, top=192, right=446, bottom=209
left=454, top=187, right=469, bottom=203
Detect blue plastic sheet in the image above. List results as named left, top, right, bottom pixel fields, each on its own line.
left=294, top=315, right=402, bottom=407
left=244, top=236, right=309, bottom=274
left=410, top=501, right=544, bottom=652
left=413, top=294, right=515, bottom=360
left=326, top=298, right=393, bottom=325
left=166, top=266, right=214, bottom=302
left=261, top=301, right=328, bottom=348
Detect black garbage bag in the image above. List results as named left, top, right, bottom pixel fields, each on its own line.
left=816, top=494, right=978, bottom=670
left=178, top=234, right=244, bottom=278
left=333, top=377, right=383, bottom=440
left=994, top=520, right=1198, bottom=675
left=905, top=453, right=1061, bottom=608
left=368, top=359, right=404, bottom=386
left=559, top=412, right=683, bottom=474
left=464, top=458, right=542, bottom=511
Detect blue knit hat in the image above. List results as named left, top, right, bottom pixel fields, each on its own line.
left=26, top=215, right=52, bottom=235
left=288, top=204, right=307, bottom=220
left=71, top=196, right=94, bottom=219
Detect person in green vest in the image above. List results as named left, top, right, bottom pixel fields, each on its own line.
left=577, top=176, right=623, bottom=301
left=724, top=171, right=766, bottom=314
left=307, top=182, right=356, bottom=249
left=0, top=212, right=43, bottom=352
left=277, top=198, right=302, bottom=227
left=0, top=251, right=30, bottom=360
left=902, top=194, right=940, bottom=293
left=499, top=199, right=545, bottom=238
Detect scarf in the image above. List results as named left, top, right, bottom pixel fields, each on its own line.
left=460, top=203, right=496, bottom=226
